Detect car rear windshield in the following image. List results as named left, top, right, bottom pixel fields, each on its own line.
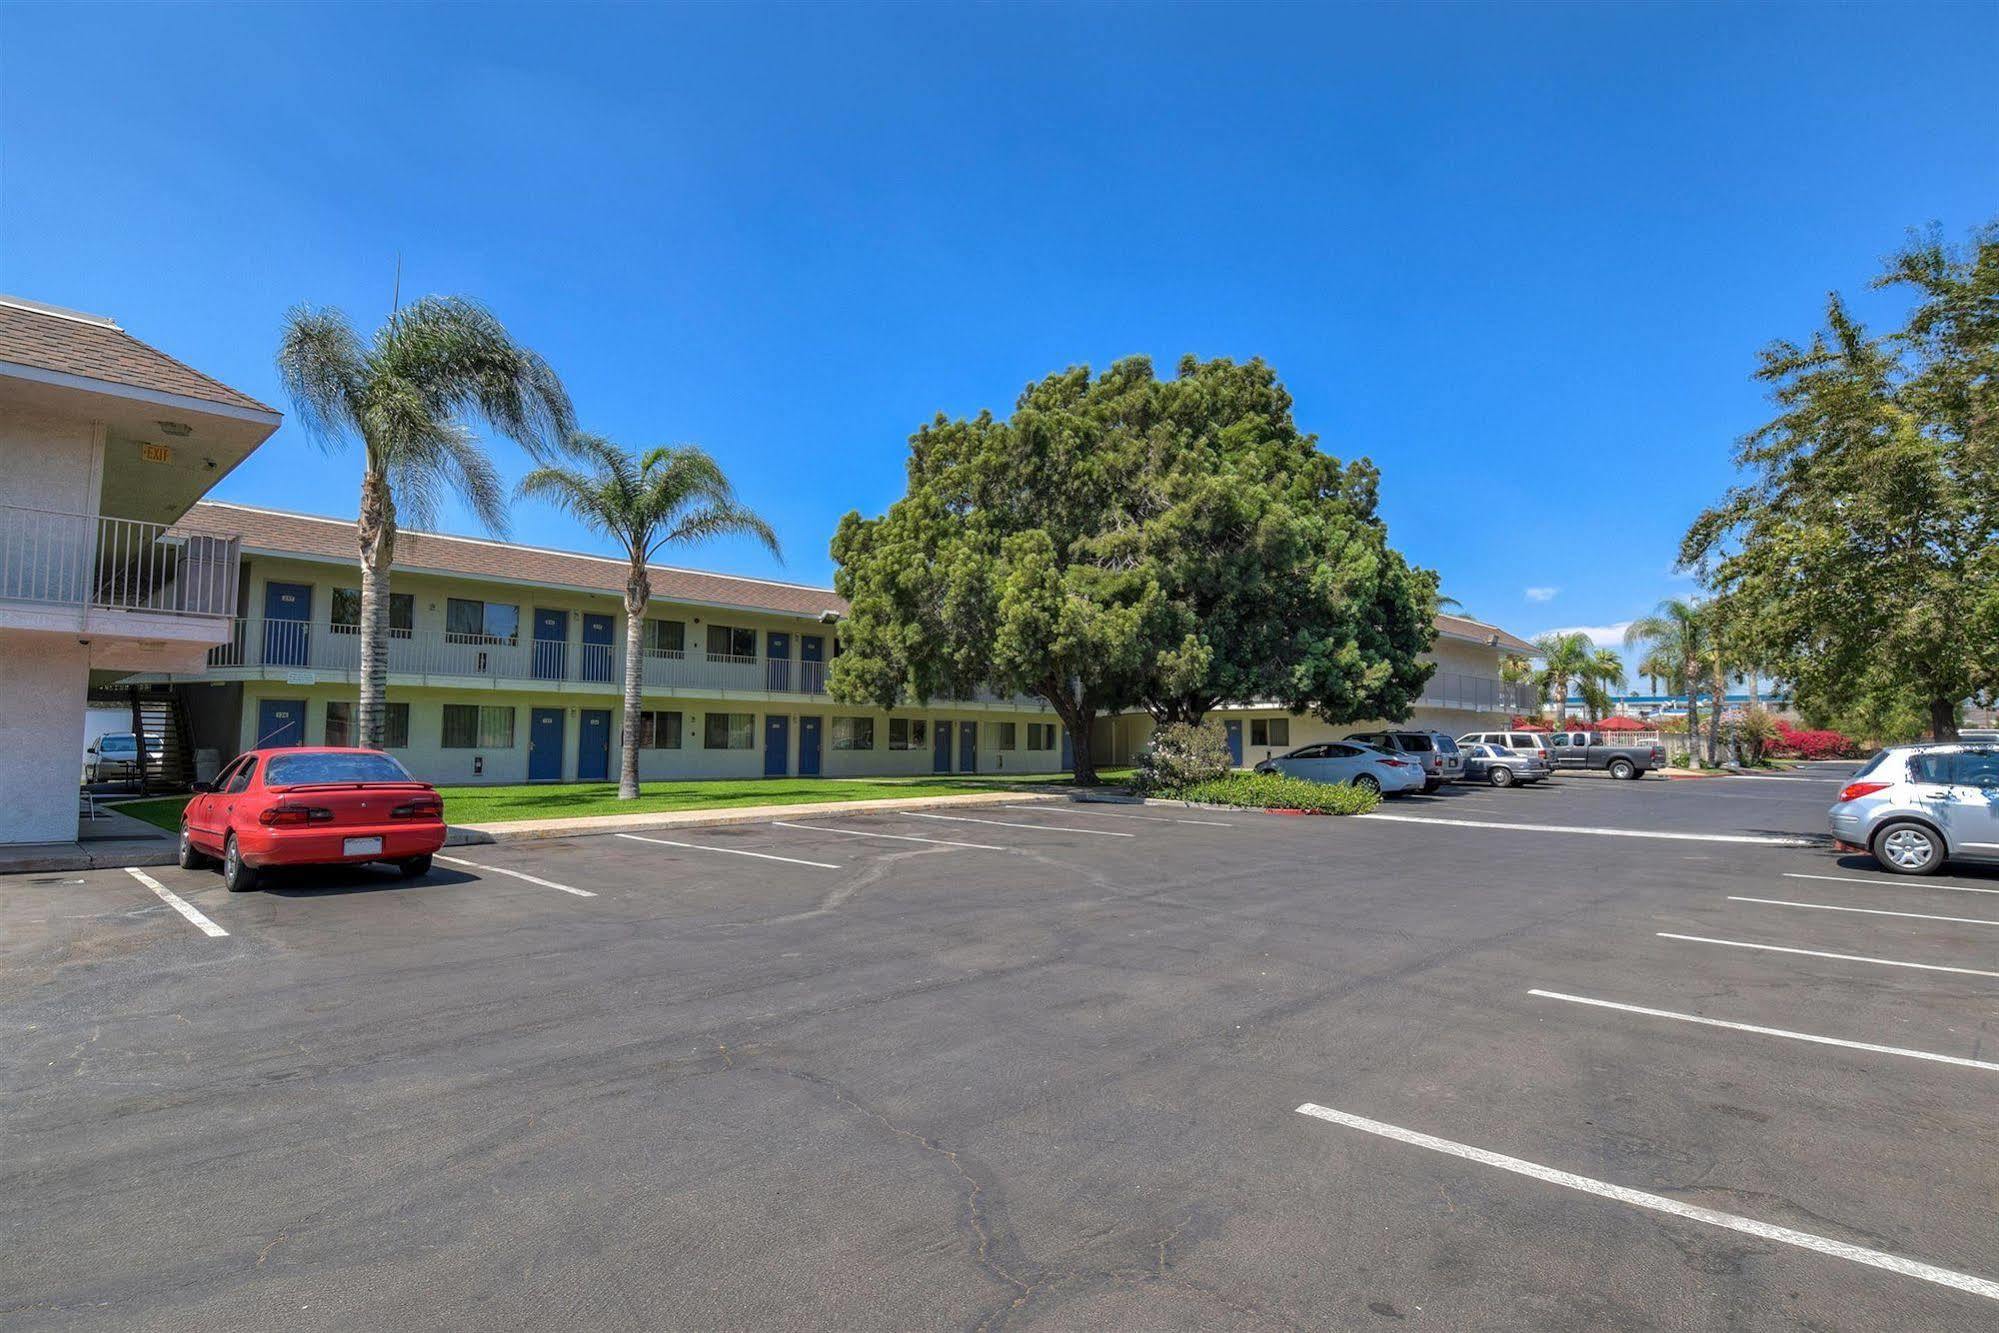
left=1396, top=734, right=1435, bottom=751
left=265, top=752, right=413, bottom=786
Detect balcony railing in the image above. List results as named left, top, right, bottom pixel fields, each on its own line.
left=210, top=617, right=832, bottom=696
left=0, top=504, right=239, bottom=619
left=1419, top=671, right=1541, bottom=714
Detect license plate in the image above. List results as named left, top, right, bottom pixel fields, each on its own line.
left=343, top=836, right=384, bottom=857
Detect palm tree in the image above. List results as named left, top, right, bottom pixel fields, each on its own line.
left=1533, top=631, right=1593, bottom=729
left=1579, top=647, right=1626, bottom=723
left=1625, top=598, right=1706, bottom=766
left=518, top=436, right=779, bottom=799
left=277, top=297, right=573, bottom=749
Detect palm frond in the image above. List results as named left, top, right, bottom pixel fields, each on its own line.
left=274, top=305, right=368, bottom=448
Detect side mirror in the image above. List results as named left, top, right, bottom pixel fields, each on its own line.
left=190, top=781, right=215, bottom=794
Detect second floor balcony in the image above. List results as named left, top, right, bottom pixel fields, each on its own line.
left=200, top=616, right=1051, bottom=710
left=0, top=504, right=240, bottom=635
left=1418, top=670, right=1541, bottom=714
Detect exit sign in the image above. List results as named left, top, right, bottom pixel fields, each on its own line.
left=140, top=442, right=174, bottom=464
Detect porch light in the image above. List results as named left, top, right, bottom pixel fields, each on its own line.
left=156, top=420, right=193, bottom=437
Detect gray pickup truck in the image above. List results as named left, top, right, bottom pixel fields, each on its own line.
left=1457, top=729, right=1663, bottom=779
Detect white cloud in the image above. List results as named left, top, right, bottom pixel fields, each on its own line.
left=1524, top=586, right=1560, bottom=603
left=1535, top=621, right=1635, bottom=650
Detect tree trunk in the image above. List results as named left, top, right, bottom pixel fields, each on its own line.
left=1930, top=696, right=1959, bottom=741
left=620, top=563, right=650, bottom=800
left=1551, top=675, right=1568, bottom=730
left=1683, top=661, right=1702, bottom=769
left=1706, top=663, right=1726, bottom=764
left=1040, top=677, right=1097, bottom=785
left=356, top=473, right=396, bottom=750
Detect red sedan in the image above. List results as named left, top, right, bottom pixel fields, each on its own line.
left=179, top=747, right=447, bottom=892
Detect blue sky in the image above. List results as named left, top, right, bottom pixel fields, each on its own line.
left=4, top=3, right=1994, bottom=646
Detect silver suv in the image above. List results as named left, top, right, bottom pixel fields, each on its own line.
left=1828, top=743, right=1999, bottom=875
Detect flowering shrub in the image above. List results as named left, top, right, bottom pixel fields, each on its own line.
left=1769, top=722, right=1859, bottom=760
left=1134, top=720, right=1233, bottom=792
left=1166, top=772, right=1381, bottom=815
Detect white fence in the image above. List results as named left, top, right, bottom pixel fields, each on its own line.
left=0, top=504, right=239, bottom=618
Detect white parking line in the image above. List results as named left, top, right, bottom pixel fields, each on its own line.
left=770, top=821, right=1003, bottom=851
left=907, top=811, right=1133, bottom=838
left=615, top=832, right=840, bottom=870
left=124, top=867, right=227, bottom=938
left=1002, top=804, right=1235, bottom=828
left=1657, top=932, right=1999, bottom=980
left=1729, top=896, right=1999, bottom=928
left=1528, top=988, right=1999, bottom=1072
left=434, top=854, right=596, bottom=897
left=1785, top=871, right=1999, bottom=897
left=1357, top=813, right=1815, bottom=846
left=1293, top=1103, right=1999, bottom=1303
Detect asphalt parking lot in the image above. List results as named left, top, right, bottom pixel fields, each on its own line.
left=5, top=761, right=1996, bottom=1330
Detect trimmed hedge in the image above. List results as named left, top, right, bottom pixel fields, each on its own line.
left=1161, top=772, right=1382, bottom=815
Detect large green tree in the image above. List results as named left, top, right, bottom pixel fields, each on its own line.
left=1683, top=223, right=1999, bottom=739
left=517, top=435, right=779, bottom=800
left=829, top=356, right=1437, bottom=784
left=277, top=297, right=573, bottom=748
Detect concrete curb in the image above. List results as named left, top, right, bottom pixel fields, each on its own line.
left=0, top=841, right=178, bottom=875
left=444, top=787, right=1082, bottom=845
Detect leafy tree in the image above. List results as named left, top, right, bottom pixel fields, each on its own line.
left=277, top=297, right=573, bottom=748
left=517, top=435, right=778, bottom=799
left=829, top=356, right=1437, bottom=784
left=1683, top=223, right=1999, bottom=740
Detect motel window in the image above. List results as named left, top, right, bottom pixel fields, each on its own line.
left=639, top=710, right=683, bottom=749
left=705, top=624, right=757, bottom=660
left=704, top=712, right=756, bottom=750
left=643, top=619, right=686, bottom=656
left=887, top=718, right=928, bottom=750
left=1026, top=723, right=1056, bottom=751
left=1250, top=718, right=1289, bottom=747
left=443, top=704, right=515, bottom=749
left=331, top=589, right=414, bottom=638
left=446, top=598, right=520, bottom=644
left=833, top=717, right=874, bottom=750
left=994, top=722, right=1017, bottom=750
left=325, top=701, right=409, bottom=749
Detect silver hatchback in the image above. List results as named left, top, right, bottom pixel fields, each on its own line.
left=1828, top=743, right=1999, bottom=875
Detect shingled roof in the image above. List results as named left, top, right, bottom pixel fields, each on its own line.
left=177, top=502, right=848, bottom=619
left=1434, top=613, right=1539, bottom=656
left=0, top=295, right=276, bottom=417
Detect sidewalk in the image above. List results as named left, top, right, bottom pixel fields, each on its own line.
left=445, top=787, right=1083, bottom=845
left=0, top=805, right=178, bottom=875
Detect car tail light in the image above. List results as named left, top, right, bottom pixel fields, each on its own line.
left=260, top=804, right=333, bottom=826
left=1837, top=781, right=1891, bottom=803
left=1377, top=758, right=1409, bottom=768
left=392, top=799, right=443, bottom=821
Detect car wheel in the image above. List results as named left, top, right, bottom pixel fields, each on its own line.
left=1489, top=766, right=1514, bottom=788
left=1352, top=773, right=1382, bottom=794
left=222, top=834, right=259, bottom=893
left=399, top=854, right=433, bottom=878
left=1871, top=821, right=1943, bottom=876
left=177, top=826, right=206, bottom=870
left=1609, top=758, right=1636, bottom=780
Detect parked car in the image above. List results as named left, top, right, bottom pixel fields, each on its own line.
left=1343, top=730, right=1461, bottom=792
left=1255, top=741, right=1427, bottom=795
left=1459, top=742, right=1552, bottom=787
left=1458, top=729, right=1662, bottom=780
left=83, top=731, right=153, bottom=784
left=1827, top=742, right=1999, bottom=876
left=179, top=747, right=447, bottom=892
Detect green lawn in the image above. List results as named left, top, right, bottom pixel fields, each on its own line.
left=113, top=768, right=1132, bottom=831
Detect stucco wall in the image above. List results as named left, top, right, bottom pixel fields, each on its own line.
left=0, top=406, right=103, bottom=514
left=225, top=683, right=1067, bottom=785
left=0, top=631, right=90, bottom=844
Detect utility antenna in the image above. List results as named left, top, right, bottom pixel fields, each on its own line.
left=390, top=253, right=403, bottom=317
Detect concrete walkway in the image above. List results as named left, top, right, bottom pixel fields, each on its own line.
left=0, top=805, right=178, bottom=874
left=445, top=787, right=1086, bottom=845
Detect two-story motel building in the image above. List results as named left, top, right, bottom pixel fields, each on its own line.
left=0, top=292, right=1539, bottom=849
